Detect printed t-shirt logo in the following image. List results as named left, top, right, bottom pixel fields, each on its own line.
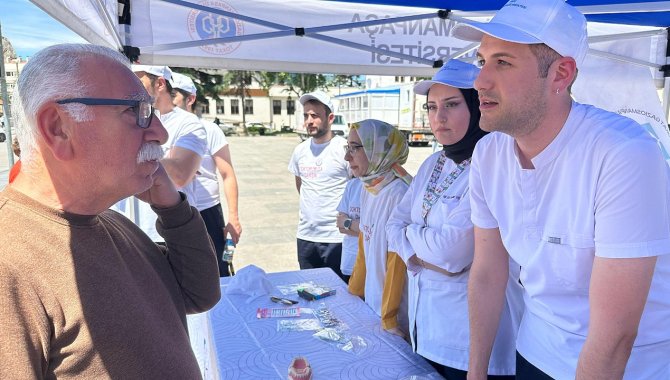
left=299, top=165, right=323, bottom=180
left=187, top=0, right=244, bottom=55
left=362, top=223, right=374, bottom=242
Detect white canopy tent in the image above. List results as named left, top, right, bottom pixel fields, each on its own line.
left=26, top=0, right=670, bottom=77
left=25, top=0, right=670, bottom=158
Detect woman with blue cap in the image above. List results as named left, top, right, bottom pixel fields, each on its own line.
left=386, top=59, right=523, bottom=379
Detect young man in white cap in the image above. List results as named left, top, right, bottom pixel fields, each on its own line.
left=171, top=72, right=243, bottom=276
left=452, top=0, right=670, bottom=379
left=288, top=91, right=350, bottom=280
left=114, top=65, right=207, bottom=243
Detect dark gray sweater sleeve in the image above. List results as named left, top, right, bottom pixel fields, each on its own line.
left=154, top=193, right=221, bottom=313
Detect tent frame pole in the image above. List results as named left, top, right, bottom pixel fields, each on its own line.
left=0, top=22, right=15, bottom=168
left=149, top=0, right=450, bottom=68
left=662, top=28, right=670, bottom=126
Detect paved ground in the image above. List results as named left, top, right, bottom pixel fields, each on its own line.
left=0, top=134, right=435, bottom=274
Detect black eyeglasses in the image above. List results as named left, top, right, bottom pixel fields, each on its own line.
left=56, top=98, right=157, bottom=129
left=344, top=143, right=364, bottom=155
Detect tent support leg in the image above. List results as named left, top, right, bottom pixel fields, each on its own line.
left=662, top=28, right=670, bottom=127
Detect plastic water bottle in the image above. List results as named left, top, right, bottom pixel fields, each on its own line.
left=223, top=239, right=235, bottom=263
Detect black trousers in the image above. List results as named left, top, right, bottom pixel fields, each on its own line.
left=516, top=351, right=554, bottom=380
left=296, top=238, right=345, bottom=281
left=200, top=203, right=229, bottom=277
left=427, top=359, right=515, bottom=380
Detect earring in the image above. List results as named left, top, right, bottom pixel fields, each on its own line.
left=555, top=88, right=560, bottom=95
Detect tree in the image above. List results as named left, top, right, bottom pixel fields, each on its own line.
left=221, top=71, right=329, bottom=134
left=329, top=74, right=363, bottom=88
left=222, top=70, right=254, bottom=134
left=282, top=73, right=329, bottom=98
left=172, top=68, right=362, bottom=134
left=171, top=67, right=226, bottom=110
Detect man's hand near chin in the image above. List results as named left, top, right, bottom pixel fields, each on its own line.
left=136, top=163, right=181, bottom=209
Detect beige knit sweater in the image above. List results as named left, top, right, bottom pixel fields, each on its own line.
left=0, top=187, right=221, bottom=379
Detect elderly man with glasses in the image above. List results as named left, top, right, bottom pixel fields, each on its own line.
left=0, top=44, right=220, bottom=378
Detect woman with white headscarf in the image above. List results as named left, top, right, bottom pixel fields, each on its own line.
left=386, top=60, right=522, bottom=379
left=346, top=119, right=412, bottom=337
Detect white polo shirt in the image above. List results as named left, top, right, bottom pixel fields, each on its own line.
left=470, top=102, right=670, bottom=379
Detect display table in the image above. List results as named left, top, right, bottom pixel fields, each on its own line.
left=189, top=267, right=441, bottom=379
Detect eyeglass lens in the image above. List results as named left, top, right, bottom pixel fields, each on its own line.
left=138, top=102, right=156, bottom=129
left=344, top=144, right=362, bottom=154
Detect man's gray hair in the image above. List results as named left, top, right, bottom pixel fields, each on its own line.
left=11, top=44, right=130, bottom=164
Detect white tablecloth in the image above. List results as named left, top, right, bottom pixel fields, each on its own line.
left=189, top=267, right=442, bottom=380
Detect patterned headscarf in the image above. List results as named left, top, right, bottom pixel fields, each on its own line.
left=351, top=119, right=412, bottom=195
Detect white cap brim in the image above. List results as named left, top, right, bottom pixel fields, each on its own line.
left=299, top=94, right=322, bottom=105
left=414, top=78, right=474, bottom=95
left=131, top=64, right=151, bottom=73
left=299, top=92, right=334, bottom=113
left=452, top=21, right=544, bottom=45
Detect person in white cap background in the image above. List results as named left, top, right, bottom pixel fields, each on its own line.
left=114, top=65, right=207, bottom=243
left=386, top=59, right=522, bottom=380
left=171, top=72, right=243, bottom=277
left=288, top=91, right=350, bottom=280
left=133, top=65, right=206, bottom=199
left=452, top=0, right=670, bottom=379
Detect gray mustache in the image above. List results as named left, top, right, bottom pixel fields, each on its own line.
left=137, top=143, right=164, bottom=163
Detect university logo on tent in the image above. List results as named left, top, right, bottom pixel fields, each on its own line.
left=187, top=0, right=244, bottom=55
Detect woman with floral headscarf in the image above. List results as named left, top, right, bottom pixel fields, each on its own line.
left=387, top=60, right=522, bottom=379
left=346, top=119, right=412, bottom=337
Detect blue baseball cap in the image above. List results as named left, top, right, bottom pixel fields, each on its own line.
left=413, top=59, right=480, bottom=95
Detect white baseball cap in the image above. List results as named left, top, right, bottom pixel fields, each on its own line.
left=414, top=59, right=480, bottom=95
left=299, top=90, right=335, bottom=113
left=131, top=64, right=173, bottom=81
left=452, top=0, right=588, bottom=67
left=171, top=72, right=197, bottom=95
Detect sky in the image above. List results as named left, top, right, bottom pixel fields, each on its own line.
left=1, top=0, right=86, bottom=58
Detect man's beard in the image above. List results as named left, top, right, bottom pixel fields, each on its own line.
left=310, top=126, right=330, bottom=139
left=479, top=84, right=548, bottom=137
left=137, top=143, right=164, bottom=163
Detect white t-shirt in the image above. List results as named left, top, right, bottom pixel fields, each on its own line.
left=387, top=151, right=522, bottom=375
left=360, top=178, right=409, bottom=324
left=113, top=107, right=207, bottom=242
left=288, top=136, right=349, bottom=243
left=337, top=178, right=362, bottom=275
left=470, top=102, right=670, bottom=379
left=193, top=119, right=228, bottom=211
left=161, top=107, right=208, bottom=201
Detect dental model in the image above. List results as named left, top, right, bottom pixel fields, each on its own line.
left=288, top=356, right=312, bottom=380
